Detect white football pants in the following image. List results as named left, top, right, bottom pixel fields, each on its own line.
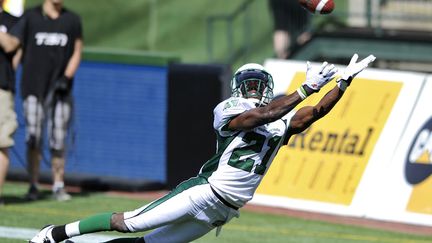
left=123, top=177, right=239, bottom=243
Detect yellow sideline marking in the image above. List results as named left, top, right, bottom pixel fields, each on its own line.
left=225, top=224, right=431, bottom=243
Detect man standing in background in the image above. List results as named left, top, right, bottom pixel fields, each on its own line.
left=0, top=0, right=83, bottom=201
left=269, top=0, right=312, bottom=59
left=0, top=0, right=20, bottom=205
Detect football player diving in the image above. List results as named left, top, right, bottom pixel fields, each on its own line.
left=30, top=53, right=375, bottom=243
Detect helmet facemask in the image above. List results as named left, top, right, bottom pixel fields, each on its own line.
left=231, top=64, right=274, bottom=106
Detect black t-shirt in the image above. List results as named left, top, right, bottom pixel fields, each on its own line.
left=269, top=0, right=310, bottom=32
left=10, top=6, right=82, bottom=99
left=0, top=10, right=19, bottom=92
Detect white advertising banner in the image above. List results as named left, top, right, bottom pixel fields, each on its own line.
left=365, top=75, right=432, bottom=226
left=251, top=58, right=429, bottom=226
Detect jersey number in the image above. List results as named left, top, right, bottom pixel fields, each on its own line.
left=227, top=132, right=281, bottom=175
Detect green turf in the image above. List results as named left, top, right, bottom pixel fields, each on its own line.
left=4, top=3, right=425, bottom=242
left=1, top=182, right=431, bottom=243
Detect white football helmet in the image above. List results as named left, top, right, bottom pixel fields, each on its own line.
left=231, top=63, right=274, bottom=106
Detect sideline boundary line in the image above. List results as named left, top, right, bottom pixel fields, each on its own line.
left=0, top=226, right=116, bottom=242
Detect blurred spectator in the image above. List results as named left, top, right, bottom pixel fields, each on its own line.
left=0, top=0, right=20, bottom=205
left=268, top=0, right=312, bottom=59
left=6, top=0, right=83, bottom=201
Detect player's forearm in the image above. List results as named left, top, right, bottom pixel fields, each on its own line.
left=12, top=49, right=22, bottom=70
left=264, top=91, right=304, bottom=121
left=64, top=39, right=82, bottom=78
left=289, top=85, right=343, bottom=133
left=228, top=91, right=304, bottom=130
left=312, top=85, right=344, bottom=120
left=0, top=32, right=20, bottom=53
left=260, top=76, right=341, bottom=129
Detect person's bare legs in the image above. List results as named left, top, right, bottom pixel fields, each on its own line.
left=51, top=154, right=71, bottom=201
left=273, top=30, right=291, bottom=59
left=297, top=31, right=311, bottom=46
left=26, top=147, right=41, bottom=200
left=0, top=148, right=10, bottom=204
left=51, top=155, right=65, bottom=185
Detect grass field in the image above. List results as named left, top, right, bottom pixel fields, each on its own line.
left=4, top=2, right=429, bottom=243
left=1, top=182, right=431, bottom=243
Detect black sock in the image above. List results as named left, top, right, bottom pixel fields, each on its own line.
left=51, top=225, right=68, bottom=242
left=103, top=237, right=145, bottom=243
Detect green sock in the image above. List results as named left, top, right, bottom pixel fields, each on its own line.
left=78, top=212, right=113, bottom=234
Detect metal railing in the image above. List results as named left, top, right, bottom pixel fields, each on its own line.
left=341, top=0, right=432, bottom=31
left=206, top=0, right=255, bottom=64
left=206, top=0, right=432, bottom=65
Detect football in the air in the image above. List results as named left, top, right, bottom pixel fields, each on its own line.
left=299, top=0, right=335, bottom=15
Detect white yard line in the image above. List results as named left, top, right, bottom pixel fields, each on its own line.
left=0, top=225, right=117, bottom=242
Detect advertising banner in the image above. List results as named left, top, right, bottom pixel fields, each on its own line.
left=258, top=71, right=402, bottom=205
left=367, top=75, right=432, bottom=226
left=252, top=59, right=426, bottom=222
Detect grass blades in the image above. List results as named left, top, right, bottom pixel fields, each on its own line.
left=1, top=182, right=431, bottom=243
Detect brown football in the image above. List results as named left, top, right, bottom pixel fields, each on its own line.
left=299, top=0, right=335, bottom=15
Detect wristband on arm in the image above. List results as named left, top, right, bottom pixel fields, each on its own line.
left=296, top=84, right=316, bottom=100
left=337, top=77, right=352, bottom=92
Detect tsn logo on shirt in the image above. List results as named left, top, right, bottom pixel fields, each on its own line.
left=35, top=32, right=68, bottom=46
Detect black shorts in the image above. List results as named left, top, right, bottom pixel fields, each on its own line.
left=23, top=93, right=73, bottom=152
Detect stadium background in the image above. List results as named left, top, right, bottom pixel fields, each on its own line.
left=2, top=0, right=432, bottom=242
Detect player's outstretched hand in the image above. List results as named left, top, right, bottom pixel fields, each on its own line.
left=298, top=61, right=338, bottom=99
left=337, top=54, right=376, bottom=90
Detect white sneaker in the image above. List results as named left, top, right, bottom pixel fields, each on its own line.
left=29, top=225, right=55, bottom=243
left=53, top=188, right=72, bottom=202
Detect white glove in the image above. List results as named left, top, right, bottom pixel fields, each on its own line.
left=337, top=53, right=376, bottom=91
left=297, top=61, right=338, bottom=99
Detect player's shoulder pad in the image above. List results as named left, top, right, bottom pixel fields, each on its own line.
left=223, top=97, right=241, bottom=110
left=214, top=97, right=252, bottom=128
left=215, top=97, right=257, bottom=116
left=222, top=97, right=255, bottom=111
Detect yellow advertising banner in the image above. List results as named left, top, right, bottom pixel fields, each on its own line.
left=257, top=72, right=403, bottom=205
